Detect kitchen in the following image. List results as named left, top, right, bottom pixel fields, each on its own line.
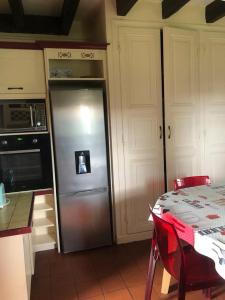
left=1, top=1, right=225, bottom=300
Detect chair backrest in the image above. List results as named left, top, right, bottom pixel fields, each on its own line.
left=151, top=210, right=184, bottom=280
left=173, top=176, right=210, bottom=190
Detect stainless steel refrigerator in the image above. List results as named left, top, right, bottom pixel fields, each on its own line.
left=50, top=84, right=112, bottom=253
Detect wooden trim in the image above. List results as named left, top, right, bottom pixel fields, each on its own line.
left=205, top=0, right=225, bottom=23
left=0, top=41, right=39, bottom=49
left=0, top=226, right=31, bottom=238
left=162, top=0, right=191, bottom=19
left=0, top=41, right=108, bottom=50
left=116, top=0, right=138, bottom=16
left=34, top=189, right=53, bottom=196
left=36, top=41, right=109, bottom=50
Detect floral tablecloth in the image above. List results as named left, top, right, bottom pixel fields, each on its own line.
left=153, top=184, right=225, bottom=279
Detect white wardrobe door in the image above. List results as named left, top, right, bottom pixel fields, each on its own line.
left=163, top=27, right=201, bottom=190
left=201, top=32, right=225, bottom=183
left=119, top=27, right=164, bottom=234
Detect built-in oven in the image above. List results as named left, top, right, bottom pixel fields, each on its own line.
left=0, top=99, right=47, bottom=133
left=0, top=134, right=53, bottom=193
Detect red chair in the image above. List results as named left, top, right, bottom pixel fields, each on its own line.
left=173, top=176, right=210, bottom=191
left=145, top=210, right=223, bottom=300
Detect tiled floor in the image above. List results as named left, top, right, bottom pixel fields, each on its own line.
left=31, top=240, right=225, bottom=300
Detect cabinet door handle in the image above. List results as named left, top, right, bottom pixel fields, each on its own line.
left=7, top=87, right=24, bottom=90
left=159, top=126, right=162, bottom=139
left=168, top=125, right=171, bottom=139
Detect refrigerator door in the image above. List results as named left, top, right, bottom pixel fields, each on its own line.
left=50, top=87, right=108, bottom=194
left=59, top=188, right=112, bottom=253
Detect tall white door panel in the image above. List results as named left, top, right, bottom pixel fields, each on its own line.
left=119, top=27, right=164, bottom=234
left=200, top=32, right=225, bottom=183
left=163, top=27, right=201, bottom=190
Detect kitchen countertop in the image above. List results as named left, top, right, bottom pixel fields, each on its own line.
left=0, top=192, right=34, bottom=238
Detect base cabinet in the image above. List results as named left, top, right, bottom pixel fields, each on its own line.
left=0, top=234, right=34, bottom=300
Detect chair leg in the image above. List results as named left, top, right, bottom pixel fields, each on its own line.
left=178, top=283, right=186, bottom=300
left=202, top=288, right=211, bottom=299
left=145, top=234, right=159, bottom=300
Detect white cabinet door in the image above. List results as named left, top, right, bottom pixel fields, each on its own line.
left=119, top=27, right=164, bottom=234
left=163, top=27, right=201, bottom=190
left=0, top=49, right=46, bottom=95
left=200, top=32, right=225, bottom=183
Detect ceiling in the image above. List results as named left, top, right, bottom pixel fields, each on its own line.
left=0, top=0, right=103, bottom=35
left=0, top=0, right=101, bottom=19
left=0, top=0, right=224, bottom=36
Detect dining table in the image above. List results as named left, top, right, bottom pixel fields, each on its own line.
left=152, top=183, right=225, bottom=281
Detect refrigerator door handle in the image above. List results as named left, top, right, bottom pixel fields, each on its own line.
left=60, top=187, right=108, bottom=197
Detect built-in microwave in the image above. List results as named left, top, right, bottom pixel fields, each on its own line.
left=0, top=99, right=47, bottom=133
left=0, top=134, right=53, bottom=193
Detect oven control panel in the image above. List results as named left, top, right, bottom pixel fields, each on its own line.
left=0, top=134, right=48, bottom=151
left=1, top=140, right=8, bottom=146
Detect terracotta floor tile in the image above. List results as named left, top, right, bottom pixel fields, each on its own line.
left=100, top=274, right=125, bottom=293
left=85, top=296, right=105, bottom=300
left=76, top=280, right=103, bottom=299
left=104, top=289, right=133, bottom=300
left=52, top=283, right=78, bottom=300
left=129, top=283, right=146, bottom=300
left=73, top=269, right=98, bottom=285
left=120, top=269, right=147, bottom=288
left=31, top=240, right=225, bottom=300
left=35, top=260, right=51, bottom=278
left=31, top=276, right=51, bottom=294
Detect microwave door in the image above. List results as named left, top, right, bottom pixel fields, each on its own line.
left=32, top=104, right=46, bottom=130
left=0, top=103, right=32, bottom=133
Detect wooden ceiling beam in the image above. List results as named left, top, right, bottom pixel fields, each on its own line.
left=206, top=0, right=225, bottom=23
left=60, top=0, right=80, bottom=35
left=116, top=0, right=138, bottom=16
left=162, top=0, right=191, bottom=19
left=8, top=0, right=25, bottom=30
left=0, top=15, right=61, bottom=35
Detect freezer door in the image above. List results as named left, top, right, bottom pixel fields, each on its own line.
left=50, top=87, right=109, bottom=194
left=59, top=188, right=112, bottom=253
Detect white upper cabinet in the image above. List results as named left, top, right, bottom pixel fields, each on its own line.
left=118, top=27, right=164, bottom=234
left=200, top=32, right=225, bottom=183
left=0, top=49, right=46, bottom=97
left=163, top=27, right=201, bottom=190
left=45, top=48, right=106, bottom=81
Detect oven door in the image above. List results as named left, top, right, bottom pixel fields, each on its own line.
left=0, top=148, right=52, bottom=192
